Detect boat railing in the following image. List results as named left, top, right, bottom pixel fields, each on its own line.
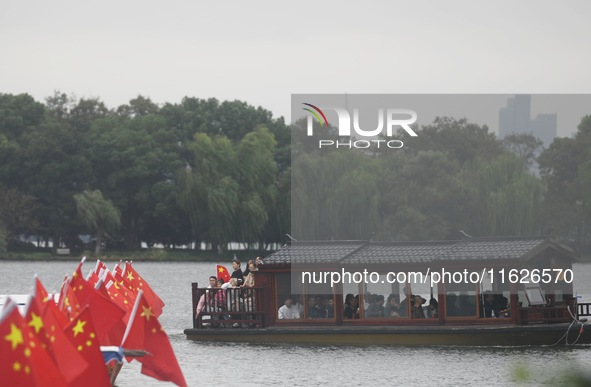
left=577, top=302, right=591, bottom=318
left=519, top=305, right=573, bottom=324
left=191, top=283, right=265, bottom=329
left=518, top=297, right=580, bottom=324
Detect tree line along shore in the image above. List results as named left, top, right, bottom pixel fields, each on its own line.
left=1, top=92, right=590, bottom=257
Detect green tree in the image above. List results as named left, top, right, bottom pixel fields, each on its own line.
left=539, top=115, right=591, bottom=250
left=0, top=188, right=39, bottom=244
left=470, top=154, right=543, bottom=236
left=74, top=190, right=120, bottom=256
left=501, top=133, right=544, bottom=170
left=87, top=108, right=183, bottom=249
left=179, top=133, right=238, bottom=252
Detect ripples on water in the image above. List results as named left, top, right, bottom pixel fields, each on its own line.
left=2, top=261, right=591, bottom=386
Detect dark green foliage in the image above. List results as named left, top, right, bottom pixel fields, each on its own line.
left=0, top=92, right=589, bottom=254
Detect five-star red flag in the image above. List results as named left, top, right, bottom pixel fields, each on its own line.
left=122, top=291, right=187, bottom=387
left=33, top=277, right=49, bottom=305
left=69, top=265, right=126, bottom=345
left=64, top=306, right=112, bottom=387
left=0, top=300, right=67, bottom=387
left=216, top=265, right=231, bottom=282
left=99, top=269, right=134, bottom=314
left=25, top=291, right=88, bottom=384
left=123, top=262, right=165, bottom=317
left=58, top=274, right=82, bottom=321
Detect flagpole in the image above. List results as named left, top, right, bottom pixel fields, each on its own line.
left=121, top=290, right=144, bottom=346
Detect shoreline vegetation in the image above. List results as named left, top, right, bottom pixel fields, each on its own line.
left=0, top=249, right=269, bottom=262
left=1, top=93, right=591, bottom=257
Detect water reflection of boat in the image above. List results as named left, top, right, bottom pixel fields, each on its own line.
left=184, top=237, right=591, bottom=346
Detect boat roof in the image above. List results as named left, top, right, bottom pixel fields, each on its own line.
left=263, top=236, right=579, bottom=265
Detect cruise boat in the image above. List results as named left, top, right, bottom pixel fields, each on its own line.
left=184, top=236, right=591, bottom=346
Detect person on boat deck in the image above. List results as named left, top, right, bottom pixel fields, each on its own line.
left=205, top=276, right=220, bottom=312
left=231, top=258, right=244, bottom=284
left=365, top=294, right=382, bottom=317
left=307, top=296, right=324, bottom=318
left=376, top=294, right=385, bottom=316
left=243, top=260, right=256, bottom=288
left=411, top=295, right=426, bottom=319
left=324, top=297, right=335, bottom=318
left=384, top=294, right=401, bottom=317
left=221, top=278, right=242, bottom=326
left=424, top=298, right=438, bottom=318
left=482, top=291, right=500, bottom=318
left=495, top=294, right=510, bottom=316
left=294, top=295, right=305, bottom=316
left=241, top=262, right=256, bottom=325
left=399, top=287, right=410, bottom=317
left=278, top=297, right=300, bottom=319
left=195, top=276, right=218, bottom=318
left=344, top=294, right=359, bottom=319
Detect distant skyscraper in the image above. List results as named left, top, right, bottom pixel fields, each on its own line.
left=530, top=113, right=557, bottom=147
left=498, top=95, right=556, bottom=147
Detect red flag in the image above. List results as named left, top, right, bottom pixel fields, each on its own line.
left=0, top=300, right=67, bottom=387
left=69, top=265, right=126, bottom=345
left=58, top=279, right=81, bottom=320
left=100, top=270, right=134, bottom=314
left=43, top=295, right=70, bottom=331
left=64, top=306, right=112, bottom=387
left=216, top=265, right=231, bottom=282
left=121, top=291, right=187, bottom=387
left=86, top=271, right=100, bottom=287
left=113, top=261, right=124, bottom=282
left=33, top=277, right=49, bottom=304
left=25, top=292, right=89, bottom=383
left=123, top=262, right=165, bottom=317
left=94, top=259, right=108, bottom=277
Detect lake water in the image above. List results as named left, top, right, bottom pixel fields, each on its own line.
left=1, top=261, right=591, bottom=386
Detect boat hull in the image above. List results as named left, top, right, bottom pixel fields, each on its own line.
left=184, top=323, right=591, bottom=346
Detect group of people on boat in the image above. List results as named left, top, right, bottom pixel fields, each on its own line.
left=276, top=290, right=509, bottom=320
left=278, top=295, right=335, bottom=319
left=343, top=291, right=439, bottom=319
left=195, top=257, right=263, bottom=328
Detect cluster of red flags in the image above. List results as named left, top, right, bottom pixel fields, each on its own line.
left=0, top=258, right=187, bottom=387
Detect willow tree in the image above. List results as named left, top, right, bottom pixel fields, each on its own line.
left=179, top=127, right=278, bottom=253
left=74, top=190, right=120, bottom=256
left=474, top=154, right=543, bottom=236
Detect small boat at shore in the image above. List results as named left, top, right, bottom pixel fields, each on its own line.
left=184, top=236, right=591, bottom=346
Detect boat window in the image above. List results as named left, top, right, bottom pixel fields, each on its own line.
left=409, top=277, right=439, bottom=319
left=478, top=270, right=509, bottom=318
left=304, top=281, right=335, bottom=319
left=343, top=275, right=361, bottom=320
left=276, top=273, right=304, bottom=320
left=445, top=278, right=477, bottom=318
left=362, top=275, right=405, bottom=318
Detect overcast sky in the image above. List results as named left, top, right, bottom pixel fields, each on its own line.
left=1, top=1, right=590, bottom=132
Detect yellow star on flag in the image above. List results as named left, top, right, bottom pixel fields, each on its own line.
left=127, top=272, right=134, bottom=281
left=4, top=323, right=24, bottom=350
left=72, top=319, right=87, bottom=337
left=140, top=305, right=154, bottom=321
left=218, top=267, right=226, bottom=273
left=28, top=313, right=44, bottom=334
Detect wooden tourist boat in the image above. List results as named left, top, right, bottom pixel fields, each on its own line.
left=184, top=236, right=591, bottom=346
